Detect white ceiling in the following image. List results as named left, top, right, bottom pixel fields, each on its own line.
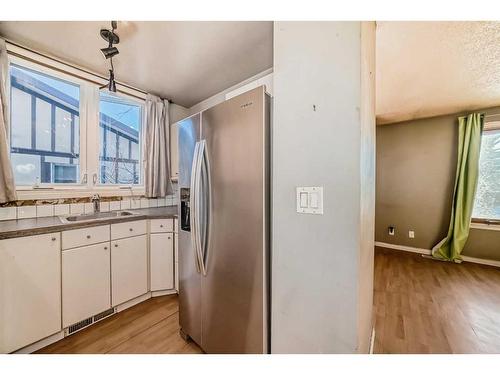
left=0, top=21, right=273, bottom=108
left=377, top=21, right=500, bottom=124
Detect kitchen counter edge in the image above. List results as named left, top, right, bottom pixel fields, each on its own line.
left=0, top=206, right=178, bottom=240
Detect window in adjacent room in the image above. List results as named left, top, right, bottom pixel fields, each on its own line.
left=99, top=92, right=143, bottom=185
left=473, top=121, right=500, bottom=221
left=9, top=64, right=81, bottom=186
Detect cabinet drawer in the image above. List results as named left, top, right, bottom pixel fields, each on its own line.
left=62, top=225, right=110, bottom=250
left=111, top=220, right=147, bottom=240
left=150, top=218, right=173, bottom=233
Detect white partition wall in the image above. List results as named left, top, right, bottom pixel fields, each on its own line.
left=271, top=21, right=376, bottom=353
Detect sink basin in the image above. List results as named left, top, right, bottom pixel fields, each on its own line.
left=59, top=211, right=137, bottom=224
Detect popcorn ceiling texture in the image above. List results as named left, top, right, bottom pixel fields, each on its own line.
left=377, top=21, right=500, bottom=124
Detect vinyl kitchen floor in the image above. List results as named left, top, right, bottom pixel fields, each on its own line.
left=374, top=247, right=500, bottom=354
left=36, top=295, right=203, bottom=354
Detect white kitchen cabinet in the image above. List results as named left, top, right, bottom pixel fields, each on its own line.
left=62, top=225, right=110, bottom=250
left=111, top=220, right=147, bottom=240
left=62, top=243, right=111, bottom=328
left=150, top=233, right=174, bottom=291
left=150, top=218, right=173, bottom=233
left=170, top=122, right=179, bottom=180
left=0, top=233, right=61, bottom=353
left=174, top=233, right=179, bottom=292
left=111, top=235, right=148, bottom=306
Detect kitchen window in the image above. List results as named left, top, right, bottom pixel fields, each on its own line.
left=9, top=64, right=81, bottom=186
left=7, top=53, right=146, bottom=198
left=99, top=92, right=143, bottom=185
left=472, top=121, right=500, bottom=222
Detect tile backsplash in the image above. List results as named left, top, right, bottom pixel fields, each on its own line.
left=0, top=193, right=178, bottom=221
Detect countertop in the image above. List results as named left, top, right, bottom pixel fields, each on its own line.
left=0, top=206, right=178, bottom=240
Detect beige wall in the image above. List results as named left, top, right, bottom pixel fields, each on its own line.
left=376, top=108, right=500, bottom=261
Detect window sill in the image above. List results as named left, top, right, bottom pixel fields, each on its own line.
left=470, top=219, right=500, bottom=232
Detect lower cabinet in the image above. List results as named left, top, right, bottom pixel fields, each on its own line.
left=0, top=233, right=61, bottom=353
left=62, top=243, right=111, bottom=328
left=111, top=235, right=148, bottom=306
left=175, top=233, right=179, bottom=292
left=0, top=218, right=175, bottom=352
left=150, top=233, right=174, bottom=291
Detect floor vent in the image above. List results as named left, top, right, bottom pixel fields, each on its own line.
left=66, top=308, right=116, bottom=336
left=94, top=308, right=115, bottom=322
left=67, top=317, right=93, bottom=335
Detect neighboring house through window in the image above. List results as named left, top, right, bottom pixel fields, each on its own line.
left=473, top=120, right=500, bottom=221
left=8, top=59, right=145, bottom=194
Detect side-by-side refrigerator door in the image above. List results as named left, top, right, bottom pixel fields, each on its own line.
left=200, top=86, right=269, bottom=353
left=177, top=113, right=202, bottom=346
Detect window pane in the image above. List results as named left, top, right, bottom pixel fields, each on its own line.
left=99, top=92, right=142, bottom=185
left=473, top=129, right=500, bottom=220
left=9, top=64, right=80, bottom=185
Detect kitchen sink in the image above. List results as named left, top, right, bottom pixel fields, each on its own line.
left=59, top=210, right=138, bottom=224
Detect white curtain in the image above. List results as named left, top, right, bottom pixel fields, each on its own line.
left=144, top=94, right=173, bottom=198
left=0, top=39, right=16, bottom=203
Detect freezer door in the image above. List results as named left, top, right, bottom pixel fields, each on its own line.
left=177, top=113, right=203, bottom=346
left=200, top=86, right=269, bottom=353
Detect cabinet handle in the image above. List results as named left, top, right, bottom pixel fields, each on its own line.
left=86, top=235, right=91, bottom=239
left=160, top=225, right=163, bottom=228
left=129, top=228, right=133, bottom=231
left=104, top=246, right=108, bottom=250
left=168, top=236, right=171, bottom=239
left=114, top=244, right=118, bottom=247
left=51, top=237, right=57, bottom=241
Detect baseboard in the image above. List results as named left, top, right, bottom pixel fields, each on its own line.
left=151, top=289, right=177, bottom=297
left=115, top=292, right=152, bottom=313
left=375, top=241, right=431, bottom=255
left=461, top=255, right=500, bottom=268
left=369, top=327, right=375, bottom=354
left=11, top=291, right=175, bottom=353
left=13, top=331, right=65, bottom=354
left=375, top=241, right=500, bottom=268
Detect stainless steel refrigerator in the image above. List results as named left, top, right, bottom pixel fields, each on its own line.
left=177, top=86, right=270, bottom=354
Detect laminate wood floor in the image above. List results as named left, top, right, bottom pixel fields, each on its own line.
left=374, top=247, right=500, bottom=354
left=36, top=295, right=203, bottom=354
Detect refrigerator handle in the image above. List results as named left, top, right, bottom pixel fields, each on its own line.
left=189, top=141, right=202, bottom=274
left=199, top=140, right=212, bottom=276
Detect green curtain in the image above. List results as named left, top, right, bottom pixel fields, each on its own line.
left=432, top=113, right=484, bottom=262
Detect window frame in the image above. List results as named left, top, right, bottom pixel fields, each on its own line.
left=95, top=91, right=145, bottom=187
left=6, top=48, right=147, bottom=200
left=471, top=121, right=500, bottom=225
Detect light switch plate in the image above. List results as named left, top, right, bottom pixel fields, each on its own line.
left=296, top=187, right=324, bottom=214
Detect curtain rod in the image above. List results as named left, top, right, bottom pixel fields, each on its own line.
left=5, top=38, right=174, bottom=104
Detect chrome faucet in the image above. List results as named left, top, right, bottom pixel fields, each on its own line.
left=91, top=194, right=101, bottom=213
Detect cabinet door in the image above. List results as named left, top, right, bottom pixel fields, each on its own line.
left=174, top=233, right=179, bottom=292
left=111, top=235, right=148, bottom=306
left=62, top=243, right=111, bottom=328
left=170, top=122, right=179, bottom=180
left=150, top=233, right=174, bottom=291
left=0, top=233, right=61, bottom=353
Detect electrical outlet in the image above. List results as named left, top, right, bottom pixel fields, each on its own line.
left=388, top=226, right=395, bottom=236
left=409, top=230, right=415, bottom=239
